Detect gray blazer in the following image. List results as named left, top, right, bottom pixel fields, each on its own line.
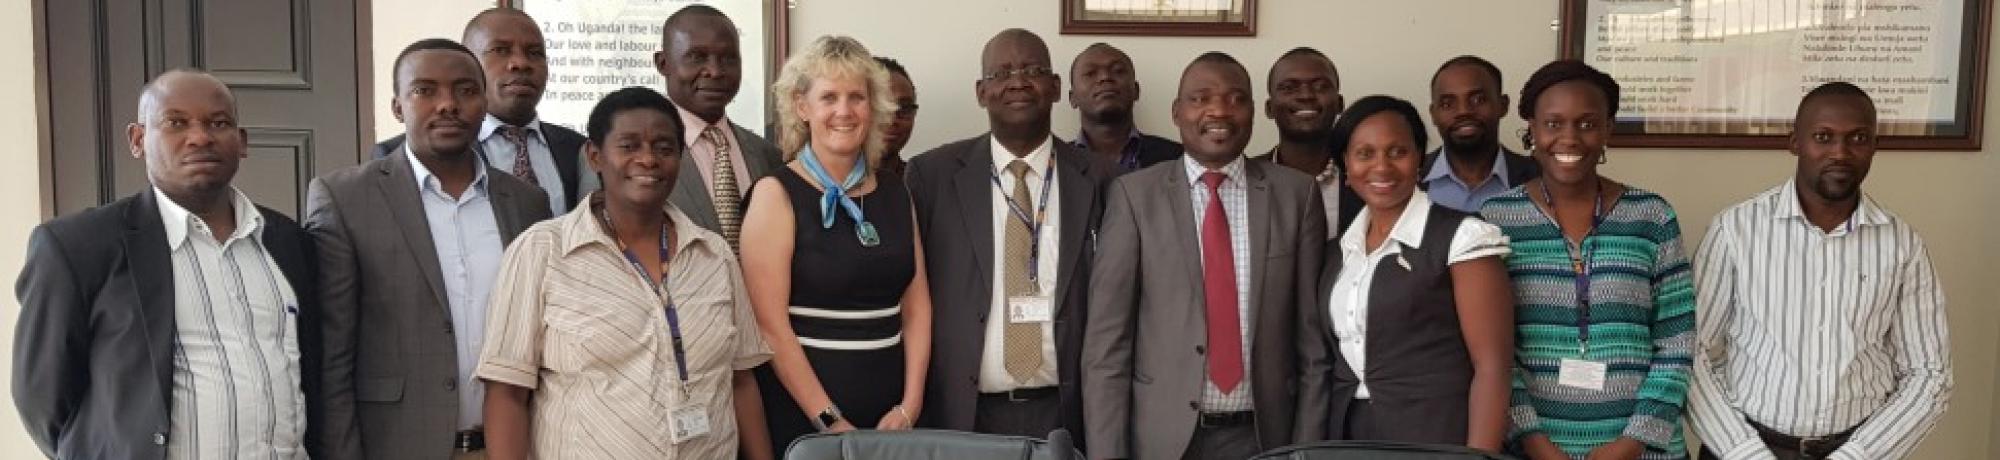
left=13, top=191, right=321, bottom=460
left=303, top=151, right=551, bottom=460
left=1081, top=157, right=1329, bottom=460
left=908, top=135, right=1109, bottom=444
left=672, top=122, right=784, bottom=236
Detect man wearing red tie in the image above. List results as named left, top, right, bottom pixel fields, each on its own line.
left=1082, top=52, right=1330, bottom=460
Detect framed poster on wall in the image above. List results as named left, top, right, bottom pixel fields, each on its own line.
left=1559, top=0, right=1991, bottom=150
left=501, top=0, right=790, bottom=134
left=1061, top=0, right=1257, bottom=36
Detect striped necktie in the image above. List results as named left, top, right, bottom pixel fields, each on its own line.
left=703, top=125, right=741, bottom=249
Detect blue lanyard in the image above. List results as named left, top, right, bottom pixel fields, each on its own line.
left=988, top=156, right=1057, bottom=284
left=799, top=146, right=879, bottom=247
left=598, top=207, right=690, bottom=385
left=1540, top=179, right=1605, bottom=357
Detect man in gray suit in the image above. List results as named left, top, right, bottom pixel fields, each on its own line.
left=15, top=69, right=323, bottom=459
left=371, top=8, right=598, bottom=214
left=1082, top=52, right=1329, bottom=460
left=307, top=39, right=552, bottom=459
left=910, top=28, right=1106, bottom=445
left=654, top=5, right=783, bottom=249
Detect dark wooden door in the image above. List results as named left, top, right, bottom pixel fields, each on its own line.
left=45, top=0, right=365, bottom=217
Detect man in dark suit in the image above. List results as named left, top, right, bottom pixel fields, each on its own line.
left=654, top=5, right=784, bottom=249
left=369, top=8, right=594, bottom=214
left=14, top=69, right=323, bottom=459
left=1260, top=47, right=1353, bottom=239
left=1066, top=42, right=1180, bottom=175
left=910, top=28, right=1105, bottom=446
left=308, top=39, right=552, bottom=460
left=1419, top=55, right=1539, bottom=213
left=1082, top=52, right=1329, bottom=460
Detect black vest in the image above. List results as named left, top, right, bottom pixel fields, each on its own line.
left=1325, top=204, right=1476, bottom=445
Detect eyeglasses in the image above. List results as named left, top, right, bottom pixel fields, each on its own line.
left=894, top=102, right=920, bottom=119
left=979, top=66, right=1054, bottom=83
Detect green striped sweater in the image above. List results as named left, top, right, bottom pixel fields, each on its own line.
left=1479, top=187, right=1695, bottom=460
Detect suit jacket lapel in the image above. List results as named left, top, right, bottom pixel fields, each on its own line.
left=124, top=192, right=178, bottom=408
left=1244, top=160, right=1274, bottom=337
left=1052, top=142, right=1093, bottom=313
left=1162, top=160, right=1204, bottom=299
left=376, top=156, right=451, bottom=310
left=546, top=127, right=584, bottom=210
left=487, top=169, right=528, bottom=244
left=954, top=137, right=995, bottom=318
left=671, top=153, right=720, bottom=231
left=731, top=123, right=778, bottom=179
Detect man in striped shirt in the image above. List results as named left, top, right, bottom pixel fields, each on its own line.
left=1688, top=82, right=1951, bottom=460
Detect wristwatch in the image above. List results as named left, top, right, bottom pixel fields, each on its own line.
left=810, top=404, right=845, bottom=431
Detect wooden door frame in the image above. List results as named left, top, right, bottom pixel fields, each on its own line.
left=32, top=0, right=375, bottom=216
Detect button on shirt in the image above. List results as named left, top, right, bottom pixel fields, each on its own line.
left=1327, top=191, right=1508, bottom=398
left=476, top=201, right=773, bottom=459
left=980, top=135, right=1061, bottom=392
left=156, top=187, right=305, bottom=459
left=1421, top=147, right=1514, bottom=213
left=480, top=115, right=600, bottom=214
left=1183, top=156, right=1253, bottom=412
left=405, top=147, right=505, bottom=430
left=1687, top=179, right=1951, bottom=460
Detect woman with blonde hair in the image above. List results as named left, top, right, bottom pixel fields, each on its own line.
left=740, top=35, right=934, bottom=453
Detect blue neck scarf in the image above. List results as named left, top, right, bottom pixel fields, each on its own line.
left=799, top=145, right=880, bottom=247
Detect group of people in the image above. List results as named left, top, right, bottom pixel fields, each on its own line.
left=12, top=5, right=1952, bottom=460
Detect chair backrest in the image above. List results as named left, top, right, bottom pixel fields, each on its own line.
left=1251, top=440, right=1519, bottom=460
left=783, top=429, right=1080, bottom=460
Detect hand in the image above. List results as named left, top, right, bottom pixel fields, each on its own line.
left=1585, top=437, right=1645, bottom=460
left=824, top=420, right=857, bottom=434
left=875, top=405, right=916, bottom=430
left=1522, top=433, right=1574, bottom=460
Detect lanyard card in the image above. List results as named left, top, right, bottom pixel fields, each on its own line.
left=1007, top=295, right=1054, bottom=324
left=669, top=403, right=711, bottom=444
left=1557, top=358, right=1608, bottom=391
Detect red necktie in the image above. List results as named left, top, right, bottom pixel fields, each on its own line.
left=1199, top=171, right=1244, bottom=394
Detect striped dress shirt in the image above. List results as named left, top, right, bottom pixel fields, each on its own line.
left=476, top=201, right=772, bottom=459
left=156, top=187, right=306, bottom=459
left=1687, top=179, right=1951, bottom=460
left=1183, top=156, right=1254, bottom=412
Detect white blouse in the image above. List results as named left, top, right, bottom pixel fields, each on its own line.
left=1328, top=190, right=1509, bottom=398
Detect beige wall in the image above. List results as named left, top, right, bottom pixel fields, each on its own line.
left=790, top=0, right=2000, bottom=458
left=0, top=0, right=44, bottom=455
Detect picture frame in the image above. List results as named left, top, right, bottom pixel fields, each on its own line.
left=1558, top=0, right=1991, bottom=150
left=1060, top=0, right=1257, bottom=37
left=499, top=0, right=791, bottom=133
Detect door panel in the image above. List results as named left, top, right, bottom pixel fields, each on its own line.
left=46, top=0, right=363, bottom=217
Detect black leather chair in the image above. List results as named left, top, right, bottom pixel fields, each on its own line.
left=783, top=428, right=1081, bottom=460
left=1252, top=441, right=1519, bottom=460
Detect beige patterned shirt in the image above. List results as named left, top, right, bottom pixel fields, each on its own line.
left=476, top=201, right=771, bottom=459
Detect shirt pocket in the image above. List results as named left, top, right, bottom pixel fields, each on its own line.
left=543, top=288, right=661, bottom=377
left=673, top=294, right=740, bottom=375
left=1841, top=256, right=1903, bottom=346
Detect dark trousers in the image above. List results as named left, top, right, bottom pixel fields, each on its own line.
left=973, top=390, right=1061, bottom=438
left=1180, top=415, right=1259, bottom=460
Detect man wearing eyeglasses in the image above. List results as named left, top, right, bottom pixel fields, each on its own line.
left=907, top=28, right=1107, bottom=449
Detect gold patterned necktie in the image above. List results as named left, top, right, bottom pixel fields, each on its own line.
left=704, top=125, right=742, bottom=250
left=1002, top=159, right=1044, bottom=383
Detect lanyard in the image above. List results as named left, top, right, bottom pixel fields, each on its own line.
left=597, top=207, right=691, bottom=386
left=800, top=146, right=879, bottom=247
left=988, top=156, right=1057, bottom=284
left=1540, top=179, right=1604, bottom=357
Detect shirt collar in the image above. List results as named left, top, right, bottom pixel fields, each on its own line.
left=154, top=185, right=264, bottom=250
left=1773, top=176, right=1891, bottom=228
left=990, top=134, right=1055, bottom=174
left=562, top=195, right=724, bottom=258
left=1339, top=190, right=1435, bottom=253
left=1422, top=146, right=1511, bottom=187
left=478, top=113, right=543, bottom=143
left=675, top=103, right=729, bottom=142
left=1182, top=153, right=1247, bottom=187
left=1069, top=127, right=1143, bottom=148
left=404, top=144, right=489, bottom=194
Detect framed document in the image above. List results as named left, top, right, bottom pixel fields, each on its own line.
left=1061, top=0, right=1257, bottom=36
left=501, top=0, right=790, bottom=133
left=1560, top=0, right=1991, bottom=150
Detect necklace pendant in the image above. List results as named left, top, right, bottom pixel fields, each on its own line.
left=856, top=222, right=882, bottom=247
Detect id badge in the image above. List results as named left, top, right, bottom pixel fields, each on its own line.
left=668, top=403, right=711, bottom=444
left=1007, top=296, right=1054, bottom=324
left=1557, top=358, right=1608, bottom=391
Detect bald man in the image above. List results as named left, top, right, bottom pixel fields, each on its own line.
left=14, top=69, right=324, bottom=459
